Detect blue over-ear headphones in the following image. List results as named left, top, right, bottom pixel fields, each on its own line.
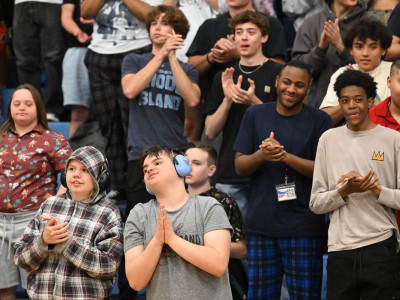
left=145, top=150, right=191, bottom=195
left=173, top=153, right=191, bottom=177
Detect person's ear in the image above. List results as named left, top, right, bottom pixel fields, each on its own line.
left=208, top=164, right=217, bottom=177
left=261, top=34, right=269, bottom=44
left=367, top=97, right=375, bottom=108
left=275, top=75, right=279, bottom=87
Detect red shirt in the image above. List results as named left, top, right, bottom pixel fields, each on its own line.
left=0, top=124, right=72, bottom=212
left=369, top=97, right=400, bottom=131
left=369, top=96, right=400, bottom=226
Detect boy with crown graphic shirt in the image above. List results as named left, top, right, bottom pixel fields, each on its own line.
left=310, top=69, right=400, bottom=299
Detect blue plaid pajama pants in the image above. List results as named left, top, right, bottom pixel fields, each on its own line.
left=246, top=234, right=325, bottom=300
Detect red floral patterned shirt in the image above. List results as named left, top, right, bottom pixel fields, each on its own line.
left=0, top=124, right=72, bottom=212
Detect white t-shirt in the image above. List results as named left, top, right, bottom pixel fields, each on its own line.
left=176, top=0, right=217, bottom=62
left=320, top=61, right=392, bottom=109
left=89, top=0, right=163, bottom=54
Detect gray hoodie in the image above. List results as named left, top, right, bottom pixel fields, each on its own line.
left=292, top=0, right=374, bottom=108
left=65, top=145, right=110, bottom=202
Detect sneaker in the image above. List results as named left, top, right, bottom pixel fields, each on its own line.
left=46, top=112, right=60, bottom=122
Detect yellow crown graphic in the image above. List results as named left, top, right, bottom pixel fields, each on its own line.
left=372, top=151, right=384, bottom=161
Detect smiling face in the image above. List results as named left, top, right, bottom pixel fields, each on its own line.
left=10, top=88, right=38, bottom=129
left=234, top=22, right=268, bottom=59
left=338, top=85, right=374, bottom=131
left=350, top=38, right=386, bottom=72
left=275, top=66, right=311, bottom=116
left=66, top=159, right=95, bottom=201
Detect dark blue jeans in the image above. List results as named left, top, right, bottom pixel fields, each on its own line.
left=13, top=2, right=65, bottom=116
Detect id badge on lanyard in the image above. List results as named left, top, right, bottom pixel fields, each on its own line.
left=275, top=174, right=297, bottom=202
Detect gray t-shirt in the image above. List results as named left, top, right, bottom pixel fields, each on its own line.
left=124, top=195, right=233, bottom=300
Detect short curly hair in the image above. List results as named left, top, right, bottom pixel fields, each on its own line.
left=145, top=5, right=190, bottom=39
left=334, top=70, right=377, bottom=99
left=344, top=17, right=392, bottom=50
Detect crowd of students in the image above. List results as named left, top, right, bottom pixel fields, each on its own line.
left=1, top=0, right=400, bottom=299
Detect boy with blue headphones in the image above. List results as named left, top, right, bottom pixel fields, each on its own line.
left=124, top=145, right=233, bottom=299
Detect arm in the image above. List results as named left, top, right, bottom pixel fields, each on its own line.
left=230, top=239, right=246, bottom=260
left=187, top=35, right=238, bottom=75
left=292, top=18, right=351, bottom=75
left=168, top=53, right=201, bottom=107
left=235, top=132, right=286, bottom=177
left=80, top=0, right=105, bottom=19
left=163, top=205, right=231, bottom=277
left=321, top=105, right=344, bottom=125
left=186, top=20, right=217, bottom=75
left=167, top=227, right=231, bottom=277
left=210, top=35, right=240, bottom=65
left=14, top=212, right=53, bottom=272
left=204, top=67, right=237, bottom=139
left=235, top=150, right=269, bottom=177
left=61, top=4, right=91, bottom=44
left=184, top=104, right=202, bottom=142
left=125, top=242, right=163, bottom=291
left=206, top=0, right=218, bottom=11
left=204, top=98, right=232, bottom=139
left=122, top=0, right=154, bottom=21
left=122, top=55, right=165, bottom=99
left=281, top=153, right=314, bottom=178
left=125, top=206, right=165, bottom=291
left=188, top=54, right=214, bottom=76
left=310, top=138, right=348, bottom=214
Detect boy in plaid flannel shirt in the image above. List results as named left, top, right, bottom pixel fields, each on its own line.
left=14, top=146, right=123, bottom=299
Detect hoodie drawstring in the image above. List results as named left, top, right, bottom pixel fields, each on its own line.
left=0, top=214, right=15, bottom=259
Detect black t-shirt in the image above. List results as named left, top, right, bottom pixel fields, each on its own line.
left=186, top=12, right=286, bottom=99
left=63, top=0, right=93, bottom=48
left=205, top=59, right=283, bottom=183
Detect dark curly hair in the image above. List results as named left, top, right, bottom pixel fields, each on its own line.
left=145, top=5, right=190, bottom=39
left=334, top=70, right=377, bottom=99
left=344, top=17, right=392, bottom=51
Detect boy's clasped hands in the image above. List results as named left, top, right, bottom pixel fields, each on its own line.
left=154, top=205, right=176, bottom=246
left=41, top=215, right=70, bottom=245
